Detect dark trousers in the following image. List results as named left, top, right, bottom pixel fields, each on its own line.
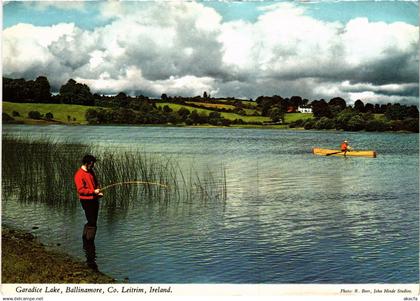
left=80, top=199, right=99, bottom=227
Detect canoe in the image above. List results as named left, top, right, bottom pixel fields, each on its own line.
left=312, top=147, right=377, bottom=158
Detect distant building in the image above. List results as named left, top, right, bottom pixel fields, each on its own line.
left=287, top=106, right=296, bottom=113
left=297, top=106, right=312, bottom=113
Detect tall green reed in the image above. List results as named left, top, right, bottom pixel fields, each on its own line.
left=2, top=137, right=227, bottom=210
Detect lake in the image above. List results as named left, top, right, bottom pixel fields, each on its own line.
left=2, top=124, right=419, bottom=283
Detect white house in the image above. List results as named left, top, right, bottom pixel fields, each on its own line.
left=297, top=106, right=312, bottom=113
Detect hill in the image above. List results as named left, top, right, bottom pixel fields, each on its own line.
left=3, top=102, right=96, bottom=124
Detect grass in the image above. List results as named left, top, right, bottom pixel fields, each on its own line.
left=243, top=108, right=259, bottom=115
left=186, top=101, right=236, bottom=110
left=215, top=99, right=258, bottom=107
left=2, top=137, right=227, bottom=209
left=220, top=112, right=270, bottom=123
left=230, top=124, right=289, bottom=129
left=373, top=113, right=386, bottom=120
left=157, top=102, right=270, bottom=123
left=157, top=102, right=213, bottom=115
left=2, top=226, right=115, bottom=283
left=284, top=113, right=313, bottom=123
left=3, top=102, right=94, bottom=124
left=3, top=101, right=312, bottom=127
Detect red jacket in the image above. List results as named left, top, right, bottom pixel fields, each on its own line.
left=74, top=167, right=99, bottom=200
left=341, top=143, right=348, bottom=152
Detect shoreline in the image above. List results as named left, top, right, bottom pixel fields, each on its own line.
left=3, top=119, right=290, bottom=129
left=1, top=225, right=115, bottom=283
left=3, top=122, right=416, bottom=134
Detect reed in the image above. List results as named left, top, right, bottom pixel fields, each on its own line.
left=2, top=137, right=227, bottom=210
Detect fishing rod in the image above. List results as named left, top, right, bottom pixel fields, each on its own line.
left=100, top=181, right=170, bottom=191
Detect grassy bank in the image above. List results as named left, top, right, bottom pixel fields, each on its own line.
left=3, top=102, right=95, bottom=124
left=2, top=226, right=114, bottom=283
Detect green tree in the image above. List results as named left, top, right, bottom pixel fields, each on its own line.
left=85, top=109, right=99, bottom=124
left=290, top=96, right=303, bottom=108
left=268, top=107, right=284, bottom=123
left=347, top=115, right=365, bottom=131
left=45, top=112, right=54, bottom=120
left=59, top=79, right=94, bottom=105
left=311, top=99, right=332, bottom=118
left=190, top=110, right=201, bottom=124
left=28, top=111, right=42, bottom=119
left=177, top=107, right=190, bottom=120
left=209, top=111, right=221, bottom=119
left=389, top=119, right=404, bottom=131
left=402, top=118, right=419, bottom=132
left=2, top=112, right=14, bottom=123
left=115, top=92, right=129, bottom=108
left=162, top=105, right=173, bottom=113
left=364, top=103, right=375, bottom=113
left=354, top=99, right=365, bottom=113
left=315, top=117, right=336, bottom=129
left=303, top=118, right=316, bottom=130
left=365, top=119, right=389, bottom=132
left=329, top=97, right=347, bottom=110
left=385, top=104, right=404, bottom=120
left=335, top=108, right=356, bottom=130
left=33, top=76, right=51, bottom=102
left=407, top=106, right=419, bottom=118
left=208, top=111, right=223, bottom=125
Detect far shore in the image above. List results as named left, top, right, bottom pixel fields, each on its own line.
left=4, top=121, right=416, bottom=133
left=2, top=118, right=295, bottom=129
left=2, top=225, right=115, bottom=283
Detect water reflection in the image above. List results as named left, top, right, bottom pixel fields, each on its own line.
left=82, top=223, right=99, bottom=271
left=2, top=126, right=418, bottom=283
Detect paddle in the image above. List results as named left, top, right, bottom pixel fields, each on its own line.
left=326, top=151, right=344, bottom=156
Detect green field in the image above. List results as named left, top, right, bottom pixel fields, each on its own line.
left=243, top=108, right=259, bottom=115
left=157, top=102, right=214, bottom=115
left=157, top=102, right=270, bottom=123
left=284, top=113, right=313, bottom=123
left=373, top=113, right=386, bottom=120
left=3, top=101, right=314, bottom=126
left=185, top=101, right=236, bottom=110
left=3, top=102, right=95, bottom=124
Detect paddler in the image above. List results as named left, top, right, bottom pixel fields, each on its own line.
left=74, top=155, right=103, bottom=241
left=341, top=140, right=352, bottom=156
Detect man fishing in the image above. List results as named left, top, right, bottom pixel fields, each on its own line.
left=341, top=139, right=352, bottom=156
left=74, top=155, right=103, bottom=241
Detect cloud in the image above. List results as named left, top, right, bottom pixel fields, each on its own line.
left=78, top=66, right=217, bottom=97
left=24, top=1, right=86, bottom=11
left=2, top=2, right=419, bottom=104
left=216, top=5, right=418, bottom=103
left=3, top=23, right=78, bottom=83
left=341, top=81, right=419, bottom=97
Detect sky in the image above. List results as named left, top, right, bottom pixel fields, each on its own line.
left=2, top=0, right=419, bottom=105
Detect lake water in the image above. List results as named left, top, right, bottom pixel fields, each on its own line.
left=2, top=125, right=419, bottom=283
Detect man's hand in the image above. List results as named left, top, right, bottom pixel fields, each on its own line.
left=95, top=188, right=104, bottom=198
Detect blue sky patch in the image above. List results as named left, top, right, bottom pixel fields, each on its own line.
left=4, top=1, right=419, bottom=29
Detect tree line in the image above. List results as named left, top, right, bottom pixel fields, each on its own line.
left=3, top=76, right=419, bottom=132
left=289, top=102, right=418, bottom=132
left=85, top=106, right=246, bottom=126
